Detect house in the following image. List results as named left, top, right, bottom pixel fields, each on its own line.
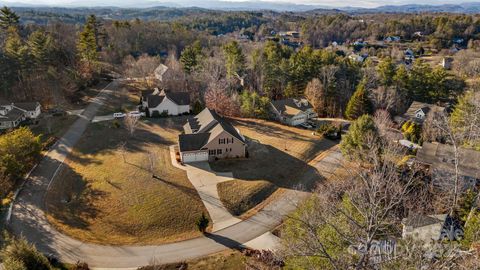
left=349, top=53, right=368, bottom=63
left=270, top=98, right=317, bottom=126
left=402, top=101, right=445, bottom=124
left=15, top=102, right=41, bottom=119
left=402, top=214, right=463, bottom=243
left=416, top=142, right=480, bottom=190
left=154, top=64, right=169, bottom=81
left=140, top=88, right=190, bottom=116
left=0, top=100, right=41, bottom=130
left=178, top=108, right=247, bottom=163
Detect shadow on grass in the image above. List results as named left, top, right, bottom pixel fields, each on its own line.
left=66, top=120, right=178, bottom=166
left=44, top=163, right=107, bottom=230
left=210, top=138, right=332, bottom=191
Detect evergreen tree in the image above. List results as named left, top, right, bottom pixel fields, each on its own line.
left=376, top=57, right=396, bottom=86
left=223, top=40, right=245, bottom=79
left=345, top=82, right=373, bottom=120
left=262, top=41, right=290, bottom=98
left=0, top=6, right=19, bottom=29
left=340, top=114, right=379, bottom=160
left=27, top=30, right=54, bottom=67
left=77, top=15, right=101, bottom=65
left=180, top=40, right=203, bottom=74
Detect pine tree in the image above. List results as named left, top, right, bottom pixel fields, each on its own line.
left=376, top=57, right=396, bottom=86
left=27, top=30, right=54, bottom=67
left=345, top=82, right=373, bottom=120
left=77, top=21, right=99, bottom=64
left=223, top=40, right=245, bottom=79
left=180, top=40, right=203, bottom=74
left=0, top=6, right=19, bottom=29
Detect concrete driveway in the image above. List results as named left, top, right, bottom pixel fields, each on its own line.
left=8, top=81, right=343, bottom=268
left=169, top=146, right=241, bottom=231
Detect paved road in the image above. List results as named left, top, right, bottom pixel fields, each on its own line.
left=9, top=81, right=343, bottom=268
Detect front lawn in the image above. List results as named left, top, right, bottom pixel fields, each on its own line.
left=45, top=117, right=210, bottom=245
left=211, top=118, right=337, bottom=216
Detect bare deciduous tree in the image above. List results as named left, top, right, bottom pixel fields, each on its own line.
left=304, top=78, right=325, bottom=115
left=204, top=80, right=240, bottom=117
left=281, top=136, right=424, bottom=270
left=124, top=114, right=139, bottom=138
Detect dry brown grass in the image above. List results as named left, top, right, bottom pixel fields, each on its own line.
left=96, top=83, right=139, bottom=115
left=212, top=118, right=337, bottom=216
left=45, top=117, right=210, bottom=245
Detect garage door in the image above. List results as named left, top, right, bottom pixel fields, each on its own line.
left=291, top=115, right=307, bottom=126
left=182, top=151, right=208, bottom=163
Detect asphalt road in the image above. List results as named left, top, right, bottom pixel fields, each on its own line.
left=9, top=81, right=343, bottom=268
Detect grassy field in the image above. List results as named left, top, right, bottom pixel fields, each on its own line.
left=95, top=82, right=140, bottom=116
left=45, top=117, right=210, bottom=245
left=212, top=118, right=337, bottom=216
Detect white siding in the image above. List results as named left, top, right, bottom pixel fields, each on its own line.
left=149, top=97, right=190, bottom=116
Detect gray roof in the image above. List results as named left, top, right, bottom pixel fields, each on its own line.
left=404, top=101, right=445, bottom=122
left=417, top=142, right=480, bottom=179
left=403, top=214, right=447, bottom=229
left=15, top=102, right=40, bottom=111
left=179, top=108, right=245, bottom=152
left=147, top=95, right=166, bottom=108
left=178, top=133, right=211, bottom=152
left=0, top=108, right=25, bottom=122
left=271, top=98, right=313, bottom=117
left=144, top=90, right=190, bottom=108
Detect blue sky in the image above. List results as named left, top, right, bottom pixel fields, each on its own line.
left=2, top=0, right=480, bottom=8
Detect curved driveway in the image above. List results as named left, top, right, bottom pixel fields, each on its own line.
left=9, top=81, right=341, bottom=268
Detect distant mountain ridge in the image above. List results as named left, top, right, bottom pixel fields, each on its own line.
left=2, top=1, right=480, bottom=13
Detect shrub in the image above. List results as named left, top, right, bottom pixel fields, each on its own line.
left=111, top=120, right=121, bottom=128
left=196, top=212, right=209, bottom=233
left=317, top=123, right=341, bottom=140
left=1, top=237, right=52, bottom=270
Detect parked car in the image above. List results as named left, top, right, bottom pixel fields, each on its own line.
left=113, top=112, right=126, bottom=118
left=128, top=111, right=146, bottom=117
left=48, top=108, right=67, bottom=117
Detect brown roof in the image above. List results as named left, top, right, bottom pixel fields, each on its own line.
left=144, top=89, right=190, bottom=107
left=403, top=214, right=447, bottom=229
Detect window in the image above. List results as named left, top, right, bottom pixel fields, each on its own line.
left=209, top=150, right=216, bottom=155
left=217, top=149, right=222, bottom=155
left=219, top=138, right=226, bottom=144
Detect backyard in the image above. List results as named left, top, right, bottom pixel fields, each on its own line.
left=44, top=116, right=210, bottom=245
left=212, top=118, right=337, bottom=216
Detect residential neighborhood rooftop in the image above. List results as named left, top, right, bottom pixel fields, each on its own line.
left=271, top=98, right=313, bottom=117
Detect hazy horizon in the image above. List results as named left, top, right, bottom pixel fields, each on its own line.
left=2, top=0, right=480, bottom=8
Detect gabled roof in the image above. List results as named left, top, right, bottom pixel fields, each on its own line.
left=403, top=214, right=447, bottom=229
left=0, top=107, right=25, bottom=122
left=178, top=133, right=211, bottom=152
left=416, top=142, right=480, bottom=179
left=404, top=101, right=445, bottom=121
left=271, top=98, right=313, bottom=118
left=14, top=102, right=40, bottom=111
left=144, top=89, right=190, bottom=108
left=179, top=108, right=246, bottom=152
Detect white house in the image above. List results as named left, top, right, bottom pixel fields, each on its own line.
left=0, top=100, right=41, bottom=130
left=141, top=88, right=190, bottom=117
left=15, top=102, right=42, bottom=119
left=270, top=98, right=317, bottom=126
